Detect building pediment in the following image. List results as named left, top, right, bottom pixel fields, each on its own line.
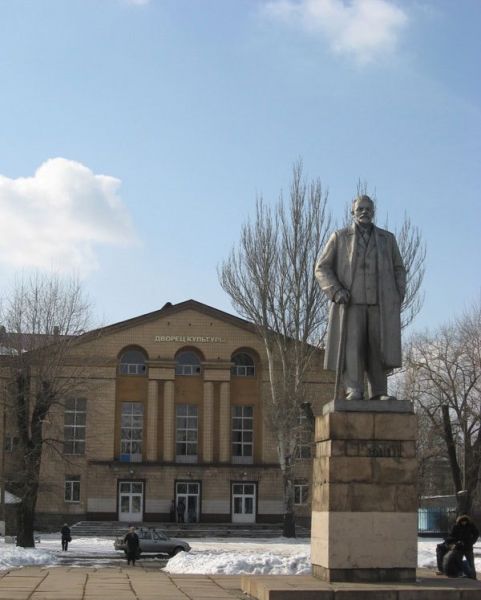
left=75, top=299, right=264, bottom=362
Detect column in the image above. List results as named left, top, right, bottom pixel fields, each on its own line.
left=163, top=380, right=175, bottom=462
left=146, top=380, right=158, bottom=461
left=203, top=382, right=214, bottom=463
left=219, top=381, right=231, bottom=463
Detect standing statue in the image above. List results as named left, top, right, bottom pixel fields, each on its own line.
left=315, top=195, right=406, bottom=401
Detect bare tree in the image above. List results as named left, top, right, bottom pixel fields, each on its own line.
left=0, top=273, right=92, bottom=547
left=396, top=215, right=426, bottom=329
left=401, top=300, right=481, bottom=514
left=219, top=162, right=331, bottom=537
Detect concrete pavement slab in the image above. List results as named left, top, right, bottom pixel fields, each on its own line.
left=0, top=567, right=246, bottom=600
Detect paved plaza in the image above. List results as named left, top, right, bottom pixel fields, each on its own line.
left=1, top=566, right=480, bottom=600
left=0, top=566, right=244, bottom=600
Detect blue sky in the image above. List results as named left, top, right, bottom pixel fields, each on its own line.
left=0, top=0, right=479, bottom=332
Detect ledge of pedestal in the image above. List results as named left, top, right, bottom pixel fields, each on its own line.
left=323, top=397, right=413, bottom=415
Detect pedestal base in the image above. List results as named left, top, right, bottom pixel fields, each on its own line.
left=312, top=565, right=416, bottom=583
left=311, top=409, right=418, bottom=583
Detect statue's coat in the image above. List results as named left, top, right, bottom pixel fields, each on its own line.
left=315, top=224, right=406, bottom=371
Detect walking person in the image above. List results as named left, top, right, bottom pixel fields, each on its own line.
left=450, top=514, right=479, bottom=579
left=123, top=526, right=140, bottom=566
left=61, top=523, right=71, bottom=551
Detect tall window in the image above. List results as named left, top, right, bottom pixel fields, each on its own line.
left=119, top=348, right=147, bottom=376
left=232, top=405, right=253, bottom=464
left=175, top=351, right=201, bottom=376
left=294, top=481, right=309, bottom=505
left=295, top=412, right=312, bottom=459
left=120, top=402, right=143, bottom=462
left=4, top=435, right=19, bottom=452
left=65, top=475, right=80, bottom=503
left=64, top=398, right=86, bottom=455
left=176, top=404, right=198, bottom=462
left=231, top=352, right=255, bottom=377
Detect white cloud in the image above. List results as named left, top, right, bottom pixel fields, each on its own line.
left=262, top=0, right=408, bottom=64
left=0, top=158, right=137, bottom=275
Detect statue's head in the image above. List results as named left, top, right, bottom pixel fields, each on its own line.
left=351, top=195, right=374, bottom=226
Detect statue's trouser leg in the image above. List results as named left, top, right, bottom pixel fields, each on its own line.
left=343, top=304, right=366, bottom=396
left=343, top=304, right=387, bottom=398
left=366, top=305, right=387, bottom=398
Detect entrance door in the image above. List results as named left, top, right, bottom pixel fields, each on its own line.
left=118, top=481, right=143, bottom=522
left=175, top=481, right=200, bottom=523
left=232, top=482, right=256, bottom=523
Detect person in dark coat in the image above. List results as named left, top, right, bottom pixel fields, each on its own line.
left=443, top=541, right=472, bottom=578
left=61, top=523, right=71, bottom=551
left=450, top=514, right=479, bottom=579
left=177, top=498, right=185, bottom=523
left=123, top=526, right=140, bottom=566
left=170, top=500, right=176, bottom=522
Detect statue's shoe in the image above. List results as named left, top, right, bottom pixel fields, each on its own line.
left=345, top=391, right=363, bottom=401
left=370, top=394, right=395, bottom=401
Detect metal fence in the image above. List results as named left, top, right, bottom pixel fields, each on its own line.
left=418, top=507, right=457, bottom=537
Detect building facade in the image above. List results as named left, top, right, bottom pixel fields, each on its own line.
left=2, top=300, right=332, bottom=529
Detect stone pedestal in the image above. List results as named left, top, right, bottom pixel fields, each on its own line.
left=311, top=405, right=418, bottom=583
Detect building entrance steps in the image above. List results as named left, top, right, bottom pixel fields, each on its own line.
left=69, top=521, right=311, bottom=538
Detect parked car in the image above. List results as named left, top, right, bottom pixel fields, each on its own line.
left=114, top=528, right=191, bottom=557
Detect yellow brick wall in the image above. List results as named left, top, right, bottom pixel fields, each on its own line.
left=3, top=303, right=333, bottom=522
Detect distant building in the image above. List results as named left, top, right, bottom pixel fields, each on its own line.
left=1, top=300, right=332, bottom=529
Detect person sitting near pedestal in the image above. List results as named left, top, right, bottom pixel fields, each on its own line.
left=442, top=541, right=472, bottom=578
left=436, top=536, right=455, bottom=574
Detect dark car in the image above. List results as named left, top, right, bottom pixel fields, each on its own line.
left=114, top=528, right=191, bottom=557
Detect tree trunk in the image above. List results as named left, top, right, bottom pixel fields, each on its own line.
left=455, top=490, right=471, bottom=516
left=282, top=469, right=296, bottom=538
left=441, top=405, right=463, bottom=492
left=16, top=495, right=36, bottom=547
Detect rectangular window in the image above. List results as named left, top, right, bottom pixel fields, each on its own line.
left=176, top=404, right=198, bottom=462
left=119, top=363, right=146, bottom=375
left=232, top=405, right=253, bottom=464
left=4, top=435, right=19, bottom=452
left=294, top=481, right=309, bottom=505
left=295, top=412, right=312, bottom=459
left=175, top=364, right=201, bottom=376
left=65, top=475, right=80, bottom=503
left=233, top=365, right=255, bottom=377
left=120, top=402, right=144, bottom=462
left=64, top=398, right=86, bottom=455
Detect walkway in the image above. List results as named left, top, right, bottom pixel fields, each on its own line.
left=1, top=566, right=480, bottom=599
left=0, top=566, right=244, bottom=600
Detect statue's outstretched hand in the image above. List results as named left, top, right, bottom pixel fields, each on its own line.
left=333, top=288, right=350, bottom=304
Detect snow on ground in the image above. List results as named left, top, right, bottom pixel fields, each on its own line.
left=0, top=535, right=116, bottom=570
left=0, top=535, right=479, bottom=575
left=0, top=545, right=58, bottom=570
left=35, top=534, right=115, bottom=554
left=166, top=537, right=481, bottom=575
left=166, top=537, right=311, bottom=575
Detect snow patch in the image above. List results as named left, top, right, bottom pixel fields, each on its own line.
left=166, top=549, right=310, bottom=575
left=0, top=546, right=57, bottom=570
